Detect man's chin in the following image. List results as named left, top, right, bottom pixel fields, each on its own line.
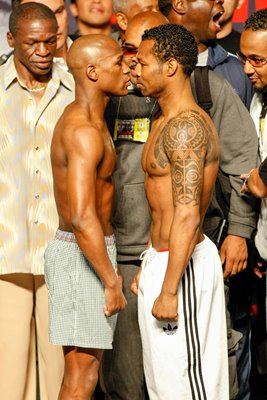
left=255, top=85, right=267, bottom=97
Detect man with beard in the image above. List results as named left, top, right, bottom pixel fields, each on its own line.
left=239, top=7, right=267, bottom=329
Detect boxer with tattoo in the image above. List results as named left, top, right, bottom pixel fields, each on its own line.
left=131, top=24, right=228, bottom=399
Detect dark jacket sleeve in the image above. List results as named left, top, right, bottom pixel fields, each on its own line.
left=191, top=70, right=259, bottom=239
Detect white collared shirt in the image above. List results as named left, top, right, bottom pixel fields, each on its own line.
left=250, top=93, right=267, bottom=260
left=0, top=56, right=74, bottom=274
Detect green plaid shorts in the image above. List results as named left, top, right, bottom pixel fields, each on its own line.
left=44, top=229, right=117, bottom=349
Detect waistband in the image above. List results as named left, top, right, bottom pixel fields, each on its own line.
left=55, top=229, right=115, bottom=246
left=141, top=235, right=214, bottom=260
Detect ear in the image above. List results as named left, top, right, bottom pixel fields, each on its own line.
left=7, top=32, right=15, bottom=49
left=172, top=0, right=187, bottom=14
left=165, top=58, right=178, bottom=77
left=69, top=3, right=78, bottom=17
left=86, top=65, right=98, bottom=81
left=116, top=12, right=128, bottom=33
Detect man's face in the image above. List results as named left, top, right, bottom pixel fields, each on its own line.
left=135, top=39, right=164, bottom=97
left=98, top=44, right=131, bottom=96
left=240, top=29, right=267, bottom=93
left=123, top=22, right=142, bottom=85
left=72, top=0, right=113, bottom=27
left=178, top=0, right=224, bottom=43
left=127, top=0, right=159, bottom=20
left=218, top=0, right=239, bottom=25
left=8, top=18, right=57, bottom=76
left=21, top=0, right=68, bottom=53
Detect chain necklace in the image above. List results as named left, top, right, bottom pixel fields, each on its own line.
left=26, top=85, right=47, bottom=92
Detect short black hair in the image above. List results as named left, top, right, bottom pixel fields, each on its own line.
left=9, top=2, right=57, bottom=36
left=142, top=24, right=198, bottom=77
left=244, top=8, right=267, bottom=30
left=158, top=0, right=172, bottom=17
left=11, top=0, right=20, bottom=10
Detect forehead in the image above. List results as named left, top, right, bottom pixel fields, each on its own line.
left=138, top=39, right=155, bottom=59
left=100, top=41, right=123, bottom=61
left=22, top=0, right=65, bottom=11
left=240, top=29, right=267, bottom=55
left=125, top=22, right=145, bottom=47
left=15, top=18, right=57, bottom=38
left=129, top=0, right=158, bottom=15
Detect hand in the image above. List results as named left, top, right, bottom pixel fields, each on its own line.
left=253, top=259, right=267, bottom=279
left=220, top=235, right=248, bottom=279
left=104, top=282, right=127, bottom=317
left=240, top=173, right=250, bottom=193
left=130, top=267, right=142, bottom=296
left=152, top=291, right=178, bottom=322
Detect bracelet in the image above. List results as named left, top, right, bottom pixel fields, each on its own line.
left=244, top=168, right=254, bottom=187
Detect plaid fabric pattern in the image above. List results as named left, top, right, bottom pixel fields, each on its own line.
left=55, top=229, right=116, bottom=246
left=44, top=233, right=117, bottom=349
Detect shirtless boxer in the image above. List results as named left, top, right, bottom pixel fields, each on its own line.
left=131, top=24, right=228, bottom=399
left=44, top=34, right=129, bottom=399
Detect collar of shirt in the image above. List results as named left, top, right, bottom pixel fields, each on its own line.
left=3, top=54, right=74, bottom=93
left=53, top=36, right=73, bottom=72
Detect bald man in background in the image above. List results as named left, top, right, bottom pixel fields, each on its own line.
left=112, top=0, right=159, bottom=43
left=44, top=34, right=130, bottom=399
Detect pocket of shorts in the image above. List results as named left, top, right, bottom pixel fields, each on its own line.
left=44, top=240, right=59, bottom=298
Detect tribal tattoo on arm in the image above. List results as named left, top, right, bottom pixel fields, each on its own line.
left=154, top=110, right=215, bottom=206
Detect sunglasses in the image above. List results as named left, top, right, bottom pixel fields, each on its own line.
left=236, top=51, right=267, bottom=68
left=122, top=45, right=138, bottom=56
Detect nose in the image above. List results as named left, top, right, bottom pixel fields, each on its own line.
left=35, top=42, right=50, bottom=57
left=243, top=59, right=255, bottom=75
left=122, top=60, right=130, bottom=75
left=134, top=62, right=141, bottom=77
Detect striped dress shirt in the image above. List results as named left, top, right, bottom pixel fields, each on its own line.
left=0, top=55, right=74, bottom=275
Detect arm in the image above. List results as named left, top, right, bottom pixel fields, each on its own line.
left=241, top=167, right=267, bottom=198
left=152, top=110, right=215, bottom=321
left=208, top=77, right=259, bottom=277
left=66, top=125, right=126, bottom=316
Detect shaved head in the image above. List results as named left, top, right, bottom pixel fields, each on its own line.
left=67, top=34, right=122, bottom=77
left=125, top=10, right=168, bottom=45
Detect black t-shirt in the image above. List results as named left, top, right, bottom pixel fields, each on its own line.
left=215, top=30, right=241, bottom=55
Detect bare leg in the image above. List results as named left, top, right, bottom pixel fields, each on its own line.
left=59, top=346, right=103, bottom=400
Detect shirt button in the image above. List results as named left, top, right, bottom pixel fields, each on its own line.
left=35, top=146, right=39, bottom=150
left=34, top=219, right=38, bottom=224
left=35, top=194, right=40, bottom=199
left=35, top=169, right=39, bottom=174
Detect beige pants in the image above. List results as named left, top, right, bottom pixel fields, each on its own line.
left=0, top=274, right=64, bottom=400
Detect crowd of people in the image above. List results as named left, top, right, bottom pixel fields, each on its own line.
left=0, top=1, right=266, bottom=399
